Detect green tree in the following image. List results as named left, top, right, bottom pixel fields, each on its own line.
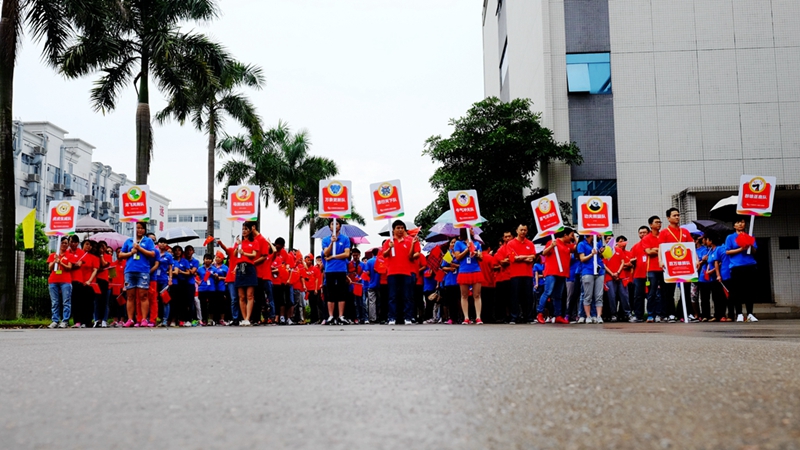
left=217, top=122, right=338, bottom=250
left=14, top=220, right=49, bottom=260
left=58, top=0, right=229, bottom=185
left=157, top=60, right=264, bottom=254
left=416, top=97, right=582, bottom=243
left=1, top=0, right=104, bottom=319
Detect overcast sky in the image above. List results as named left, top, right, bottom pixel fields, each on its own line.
left=13, top=0, right=484, bottom=252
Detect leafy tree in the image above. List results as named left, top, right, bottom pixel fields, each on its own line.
left=416, top=97, right=582, bottom=244
left=157, top=60, right=264, bottom=254
left=15, top=220, right=49, bottom=260
left=58, top=0, right=229, bottom=185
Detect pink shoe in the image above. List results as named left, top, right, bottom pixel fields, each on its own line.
left=140, top=320, right=149, bottom=327
left=123, top=319, right=134, bottom=328
left=71, top=323, right=81, bottom=328
left=446, top=319, right=453, bottom=324
left=147, top=320, right=155, bottom=327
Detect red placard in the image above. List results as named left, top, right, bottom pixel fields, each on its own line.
left=663, top=244, right=696, bottom=279
left=740, top=179, right=771, bottom=210
left=48, top=202, right=75, bottom=232
left=580, top=201, right=610, bottom=229
left=372, top=185, right=401, bottom=216
left=230, top=186, right=257, bottom=216
left=534, top=199, right=560, bottom=232
left=321, top=183, right=350, bottom=213
left=122, top=187, right=148, bottom=217
left=451, top=194, right=479, bottom=223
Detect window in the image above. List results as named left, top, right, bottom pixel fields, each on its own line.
left=214, top=220, right=220, bottom=230
left=47, top=164, right=61, bottom=184
left=194, top=229, right=208, bottom=239
left=194, top=215, right=207, bottom=222
left=178, top=215, right=193, bottom=222
left=566, top=53, right=611, bottom=94
left=20, top=153, right=40, bottom=175
left=72, top=176, right=89, bottom=195
left=19, top=187, right=35, bottom=208
left=168, top=215, right=178, bottom=223
left=572, top=180, right=619, bottom=224
left=499, top=39, right=509, bottom=88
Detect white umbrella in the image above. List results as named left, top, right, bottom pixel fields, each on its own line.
left=76, top=216, right=114, bottom=233
left=434, top=210, right=488, bottom=225
left=378, top=219, right=418, bottom=236
left=159, top=227, right=200, bottom=244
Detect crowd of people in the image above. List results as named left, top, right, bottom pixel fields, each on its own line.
left=45, top=208, right=762, bottom=329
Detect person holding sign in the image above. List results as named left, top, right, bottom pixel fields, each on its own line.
left=47, top=237, right=74, bottom=328
left=119, top=222, right=157, bottom=327
left=236, top=222, right=261, bottom=326
left=537, top=227, right=576, bottom=324
left=657, top=208, right=693, bottom=323
left=578, top=235, right=606, bottom=323
left=453, top=228, right=484, bottom=325
left=725, top=218, right=759, bottom=322
left=506, top=224, right=536, bottom=324
left=322, top=220, right=352, bottom=325
left=381, top=219, right=421, bottom=325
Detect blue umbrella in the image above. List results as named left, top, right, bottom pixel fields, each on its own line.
left=681, top=223, right=703, bottom=237
left=311, top=224, right=368, bottom=239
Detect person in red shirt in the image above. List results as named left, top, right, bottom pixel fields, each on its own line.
left=267, top=237, right=292, bottom=324
left=505, top=224, right=536, bottom=323
left=218, top=236, right=241, bottom=324
left=629, top=226, right=650, bottom=322
left=642, top=216, right=663, bottom=322
left=92, top=241, right=113, bottom=327
left=64, top=235, right=88, bottom=327
left=47, top=237, right=74, bottom=328
left=308, top=255, right=324, bottom=323
left=78, top=240, right=100, bottom=328
left=381, top=220, right=421, bottom=325
left=657, top=207, right=693, bottom=322
left=603, top=236, right=632, bottom=322
left=413, top=252, right=427, bottom=323
left=536, top=228, right=576, bottom=324
left=236, top=222, right=261, bottom=326
left=251, top=225, right=275, bottom=324
left=492, top=231, right=514, bottom=322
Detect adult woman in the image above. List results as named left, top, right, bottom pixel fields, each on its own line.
left=440, top=238, right=460, bottom=324
left=725, top=218, right=759, bottom=322
left=170, top=245, right=190, bottom=326
left=119, top=222, right=156, bottom=327
left=454, top=228, right=484, bottom=324
left=74, top=240, right=99, bottom=328
left=578, top=234, right=606, bottom=324
left=154, top=238, right=174, bottom=327
left=218, top=237, right=241, bottom=325
left=93, top=241, right=112, bottom=328
left=236, top=222, right=260, bottom=326
left=47, top=237, right=73, bottom=328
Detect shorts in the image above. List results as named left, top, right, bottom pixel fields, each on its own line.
left=457, top=271, right=484, bottom=286
left=234, top=263, right=258, bottom=288
left=124, top=272, right=150, bottom=290
left=324, top=272, right=349, bottom=303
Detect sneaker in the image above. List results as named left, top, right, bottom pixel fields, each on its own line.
left=191, top=320, right=199, bottom=327
left=596, top=317, right=604, bottom=324
left=629, top=316, right=642, bottom=323
left=405, top=320, right=413, bottom=325
left=101, top=321, right=108, bottom=328
left=462, top=319, right=470, bottom=325
left=536, top=313, right=545, bottom=324
left=668, top=315, right=677, bottom=323
left=242, top=319, right=251, bottom=326
left=138, top=320, right=148, bottom=328
left=736, top=314, right=744, bottom=322
left=590, top=317, right=598, bottom=324
left=747, top=314, right=758, bottom=322
left=364, top=320, right=370, bottom=324
left=555, top=316, right=569, bottom=324
left=326, top=316, right=335, bottom=325
left=157, top=321, right=165, bottom=327
left=123, top=319, right=134, bottom=328
left=92, top=321, right=100, bottom=328
left=338, top=316, right=351, bottom=325
left=445, top=319, right=452, bottom=324
left=59, top=321, right=68, bottom=328
left=48, top=322, right=58, bottom=329
left=654, top=316, right=663, bottom=323
left=388, top=320, right=396, bottom=325
left=610, top=316, right=617, bottom=323
left=147, top=320, right=155, bottom=327
left=577, top=317, right=586, bottom=324
left=508, top=321, right=516, bottom=325
left=688, top=315, right=700, bottom=323
left=279, top=316, right=286, bottom=325
left=71, top=322, right=81, bottom=328
left=475, top=318, right=484, bottom=324
left=183, top=322, right=192, bottom=327
left=286, top=318, right=294, bottom=325
left=646, top=317, right=654, bottom=323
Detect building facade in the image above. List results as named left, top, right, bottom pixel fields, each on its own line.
left=12, top=121, right=170, bottom=235
left=482, top=0, right=800, bottom=313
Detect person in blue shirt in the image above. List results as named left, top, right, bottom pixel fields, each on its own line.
left=725, top=218, right=759, bottom=322
left=577, top=234, right=606, bottom=324
left=440, top=238, right=460, bottom=324
left=453, top=228, right=484, bottom=324
left=170, top=245, right=191, bottom=326
left=321, top=220, right=352, bottom=325
left=118, top=222, right=156, bottom=327
left=183, top=245, right=201, bottom=325
left=212, top=252, right=229, bottom=325
left=365, top=249, right=380, bottom=323
left=197, top=254, right=216, bottom=325
left=532, top=256, right=545, bottom=319
left=708, top=235, right=734, bottom=321
left=695, top=236, right=711, bottom=322
left=153, top=238, right=174, bottom=327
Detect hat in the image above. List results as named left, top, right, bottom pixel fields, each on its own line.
left=216, top=251, right=225, bottom=259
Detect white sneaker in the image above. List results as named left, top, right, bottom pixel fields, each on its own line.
left=240, top=319, right=250, bottom=326
left=48, top=322, right=58, bottom=329
left=58, top=321, right=68, bottom=328
left=736, top=314, right=744, bottom=322
left=405, top=320, right=413, bottom=325
left=655, top=316, right=663, bottom=323
left=747, top=314, right=759, bottom=322
left=101, top=321, right=108, bottom=328
left=286, top=318, right=294, bottom=325
left=388, top=320, right=396, bottom=325
left=668, top=315, right=677, bottom=323
left=577, top=317, right=586, bottom=324
left=590, top=317, right=598, bottom=324
left=596, top=317, right=604, bottom=324
left=363, top=320, right=370, bottom=324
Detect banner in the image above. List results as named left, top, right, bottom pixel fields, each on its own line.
left=737, top=175, right=776, bottom=217
left=227, top=185, right=260, bottom=221
left=318, top=179, right=352, bottom=218
left=45, top=200, right=79, bottom=237
left=577, top=196, right=613, bottom=236
left=531, top=193, right=564, bottom=239
left=120, top=185, right=150, bottom=222
left=448, top=190, right=482, bottom=227
left=659, top=242, right=699, bottom=283
left=370, top=180, right=404, bottom=220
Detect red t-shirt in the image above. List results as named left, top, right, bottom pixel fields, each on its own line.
left=309, top=266, right=322, bottom=291
left=239, top=239, right=259, bottom=265
left=493, top=245, right=511, bottom=282
left=80, top=254, right=99, bottom=283
left=603, top=250, right=624, bottom=283
left=381, top=235, right=420, bottom=276
left=48, top=253, right=72, bottom=284
left=225, top=246, right=239, bottom=282
left=543, top=239, right=574, bottom=278
left=291, top=265, right=307, bottom=291
left=641, top=234, right=661, bottom=272
left=255, top=234, right=271, bottom=279
left=415, top=255, right=427, bottom=285
left=66, top=248, right=86, bottom=283
left=96, top=254, right=112, bottom=282
left=269, top=248, right=290, bottom=285
left=505, top=238, right=536, bottom=278
left=630, top=242, right=648, bottom=279
left=658, top=226, right=693, bottom=244
left=479, top=253, right=497, bottom=288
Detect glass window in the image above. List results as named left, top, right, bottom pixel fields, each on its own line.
left=214, top=220, right=220, bottom=230
left=178, top=215, right=193, bottom=222
left=168, top=215, right=178, bottom=223
left=195, top=229, right=208, bottom=239
left=19, top=187, right=35, bottom=208
left=572, top=180, right=619, bottom=224
left=194, top=215, right=207, bottom=222
left=566, top=53, right=611, bottom=94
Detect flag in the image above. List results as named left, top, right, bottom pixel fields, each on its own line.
left=426, top=245, right=443, bottom=271
left=22, top=210, right=36, bottom=249
left=203, top=235, right=215, bottom=246
left=442, top=251, right=454, bottom=264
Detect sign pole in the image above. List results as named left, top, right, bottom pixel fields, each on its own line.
left=747, top=216, right=755, bottom=255
left=332, top=217, right=338, bottom=256
left=551, top=234, right=563, bottom=272
left=679, top=282, right=689, bottom=324
left=593, top=236, right=599, bottom=275
left=388, top=218, right=395, bottom=257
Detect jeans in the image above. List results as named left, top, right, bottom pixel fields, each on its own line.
left=581, top=274, right=604, bottom=309
left=565, top=280, right=580, bottom=319
left=49, top=283, right=72, bottom=323
left=510, top=276, right=533, bottom=322
left=606, top=279, right=631, bottom=318
left=537, top=276, right=566, bottom=316
left=633, top=278, right=647, bottom=318
left=354, top=291, right=366, bottom=322
left=367, top=288, right=379, bottom=322
left=647, top=272, right=664, bottom=317
left=228, top=282, right=240, bottom=320
left=387, top=274, right=414, bottom=322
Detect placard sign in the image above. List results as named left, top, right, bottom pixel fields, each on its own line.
left=531, top=193, right=564, bottom=239
left=737, top=175, right=776, bottom=217
left=120, top=185, right=150, bottom=222
left=370, top=180, right=404, bottom=220
left=318, top=179, right=352, bottom=218
left=45, top=200, right=79, bottom=236
left=659, top=242, right=699, bottom=284
left=577, top=196, right=613, bottom=236
left=228, top=185, right=260, bottom=221
left=448, top=190, right=482, bottom=227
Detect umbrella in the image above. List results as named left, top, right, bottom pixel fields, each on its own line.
left=693, top=220, right=733, bottom=240
left=76, top=216, right=114, bottom=233
left=311, top=224, right=368, bottom=239
left=159, top=227, right=200, bottom=244
left=428, top=222, right=484, bottom=237
left=434, top=210, right=488, bottom=226
left=681, top=223, right=703, bottom=237
left=350, top=236, right=370, bottom=245
left=422, top=242, right=439, bottom=252
left=89, top=232, right=128, bottom=250
left=709, top=195, right=741, bottom=223
left=378, top=220, right=417, bottom=236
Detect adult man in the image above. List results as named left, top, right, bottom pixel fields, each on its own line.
left=628, top=226, right=650, bottom=322
left=381, top=219, right=421, bottom=325
left=657, top=207, right=693, bottom=322
left=252, top=225, right=275, bottom=324
left=322, top=220, right=352, bottom=325
left=604, top=235, right=632, bottom=322
left=492, top=231, right=514, bottom=323
left=536, top=227, right=575, bottom=324
left=642, top=216, right=663, bottom=323
left=505, top=224, right=536, bottom=324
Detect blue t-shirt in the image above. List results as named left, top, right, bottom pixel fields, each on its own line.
left=453, top=240, right=481, bottom=274
left=423, top=274, right=437, bottom=292
left=197, top=265, right=216, bottom=292
left=577, top=239, right=605, bottom=276
left=709, top=245, right=732, bottom=281
left=725, top=233, right=757, bottom=268
left=441, top=254, right=458, bottom=287
left=533, top=263, right=544, bottom=277
left=569, top=254, right=581, bottom=281
left=214, top=264, right=228, bottom=291
left=154, top=251, right=174, bottom=284
left=696, top=246, right=712, bottom=283
left=121, top=237, right=156, bottom=274
left=174, top=258, right=191, bottom=283
left=366, top=257, right=380, bottom=289
left=320, top=235, right=351, bottom=273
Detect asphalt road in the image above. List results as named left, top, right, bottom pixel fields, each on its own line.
left=2, top=321, right=799, bottom=449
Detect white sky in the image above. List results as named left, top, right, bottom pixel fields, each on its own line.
left=13, top=0, right=485, bottom=252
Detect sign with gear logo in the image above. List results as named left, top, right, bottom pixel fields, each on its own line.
left=45, top=200, right=79, bottom=236
left=660, top=242, right=699, bottom=283
left=319, top=179, right=352, bottom=218
left=370, top=180, right=404, bottom=220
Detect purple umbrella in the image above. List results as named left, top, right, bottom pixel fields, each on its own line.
left=89, top=232, right=128, bottom=250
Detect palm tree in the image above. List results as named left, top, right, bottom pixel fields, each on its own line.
left=0, top=0, right=106, bottom=319
left=298, top=206, right=366, bottom=255
left=58, top=0, right=229, bottom=185
left=217, top=122, right=338, bottom=250
left=156, top=60, right=263, bottom=253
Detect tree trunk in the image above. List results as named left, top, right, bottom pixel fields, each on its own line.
left=288, top=189, right=295, bottom=250
left=206, top=115, right=215, bottom=255
left=308, top=208, right=316, bottom=256
left=0, top=0, right=20, bottom=319
left=135, top=54, right=150, bottom=185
